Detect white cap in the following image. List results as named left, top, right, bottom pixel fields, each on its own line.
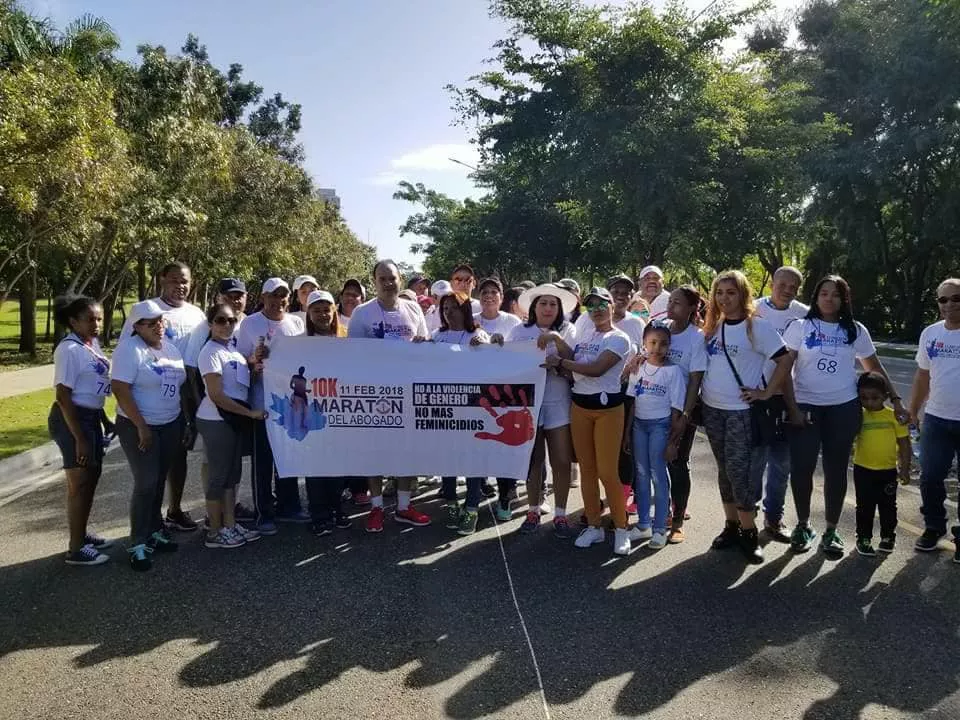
left=292, top=274, right=318, bottom=291
left=639, top=265, right=664, bottom=280
left=430, top=279, right=453, bottom=298
left=306, top=289, right=335, bottom=306
left=128, top=299, right=165, bottom=325
left=262, top=277, right=290, bottom=295
left=518, top=283, right=579, bottom=316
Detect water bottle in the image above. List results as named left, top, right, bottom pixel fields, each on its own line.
left=909, top=424, right=921, bottom=463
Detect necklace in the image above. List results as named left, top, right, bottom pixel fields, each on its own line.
left=642, top=363, right=662, bottom=377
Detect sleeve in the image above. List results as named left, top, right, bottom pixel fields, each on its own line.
left=346, top=306, right=368, bottom=338
left=183, top=324, right=209, bottom=368
left=688, top=332, right=708, bottom=372
left=669, top=367, right=686, bottom=411
left=53, top=344, right=77, bottom=389
left=413, top=304, right=429, bottom=339
left=198, top=345, right=222, bottom=377
left=235, top=321, right=255, bottom=358
left=915, top=327, right=931, bottom=370
left=602, top=333, right=631, bottom=358
left=853, top=322, right=877, bottom=358
left=780, top=319, right=803, bottom=353
left=110, top=341, right=140, bottom=384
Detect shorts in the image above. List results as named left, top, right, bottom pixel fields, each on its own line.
left=539, top=400, right=571, bottom=431
left=197, top=418, right=243, bottom=498
left=48, top=403, right=104, bottom=470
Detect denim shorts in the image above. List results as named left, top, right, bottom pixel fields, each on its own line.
left=48, top=403, right=104, bottom=470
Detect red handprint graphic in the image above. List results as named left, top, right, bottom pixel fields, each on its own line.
left=475, top=385, right=535, bottom=446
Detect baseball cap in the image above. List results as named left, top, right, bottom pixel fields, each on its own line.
left=583, top=287, right=614, bottom=304
left=431, top=279, right=453, bottom=297
left=478, top=277, right=503, bottom=293
left=262, top=277, right=290, bottom=295
left=407, top=275, right=427, bottom=289
left=450, top=263, right=475, bottom=278
left=129, top=299, right=165, bottom=325
left=639, top=265, right=664, bottom=280
left=306, top=289, right=335, bottom=306
left=292, top=274, right=318, bottom=291
left=218, top=278, right=246, bottom=295
left=341, top=278, right=366, bottom=299
left=556, top=278, right=581, bottom=296
left=606, top=273, right=635, bottom=291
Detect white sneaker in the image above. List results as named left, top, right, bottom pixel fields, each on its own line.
left=205, top=528, right=245, bottom=549
left=575, top=526, right=606, bottom=548
left=569, top=464, right=581, bottom=488
left=628, top=526, right=653, bottom=542
left=232, top=525, right=261, bottom=543
left=539, top=500, right=552, bottom=515
left=613, top=528, right=631, bottom=555
left=649, top=531, right=668, bottom=549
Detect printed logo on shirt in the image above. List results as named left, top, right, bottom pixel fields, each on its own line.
left=667, top=347, right=684, bottom=364
left=706, top=337, right=739, bottom=357
left=373, top=320, right=413, bottom=341
left=89, top=357, right=109, bottom=376
left=164, top=324, right=175, bottom=340
left=803, top=329, right=846, bottom=350
left=634, top=378, right=668, bottom=398
left=926, top=338, right=960, bottom=360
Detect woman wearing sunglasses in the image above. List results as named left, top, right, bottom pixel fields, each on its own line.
left=196, top=303, right=267, bottom=550
left=544, top=287, right=632, bottom=555
left=112, top=300, right=189, bottom=572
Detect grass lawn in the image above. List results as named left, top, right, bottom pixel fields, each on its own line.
left=875, top=345, right=917, bottom=360
left=0, top=388, right=117, bottom=461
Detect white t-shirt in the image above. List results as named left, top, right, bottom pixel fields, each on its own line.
left=507, top=322, right=577, bottom=405
left=649, top=290, right=670, bottom=322
left=917, top=321, right=960, bottom=421
left=575, top=313, right=645, bottom=355
left=702, top=318, right=785, bottom=411
left=665, top=323, right=708, bottom=379
left=432, top=328, right=489, bottom=345
left=783, top=319, right=876, bottom=406
left=183, top=313, right=244, bottom=368
left=235, top=311, right=305, bottom=410
left=424, top=307, right=441, bottom=334
left=120, top=298, right=206, bottom=356
left=52, top=333, right=111, bottom=410
left=196, top=340, right=251, bottom=421
left=347, top=297, right=428, bottom=341
left=474, top=311, right=521, bottom=338
left=754, top=297, right=809, bottom=383
left=111, top=336, right=186, bottom=425
left=571, top=327, right=631, bottom=396
left=627, top=363, right=686, bottom=420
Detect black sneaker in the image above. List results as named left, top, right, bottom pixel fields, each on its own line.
left=128, top=543, right=153, bottom=572
left=739, top=528, right=764, bottom=564
left=234, top=503, right=256, bottom=522
left=165, top=509, right=198, bottom=532
left=856, top=538, right=876, bottom=557
left=148, top=529, right=178, bottom=553
left=878, top=536, right=896, bottom=554
left=311, top=521, right=333, bottom=537
left=481, top=482, right=497, bottom=499
left=335, top=514, right=352, bottom=530
left=711, top=522, right=741, bottom=550
left=914, top=529, right=943, bottom=552
left=83, top=532, right=113, bottom=549
left=65, top=544, right=109, bottom=566
left=820, top=528, right=845, bottom=559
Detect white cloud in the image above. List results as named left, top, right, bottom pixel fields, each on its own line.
left=369, top=171, right=408, bottom=187
left=367, top=143, right=480, bottom=186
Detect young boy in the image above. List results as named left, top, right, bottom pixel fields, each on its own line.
left=852, top=372, right=912, bottom=556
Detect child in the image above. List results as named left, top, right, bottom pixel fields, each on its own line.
left=852, top=372, right=911, bottom=556
left=624, top=323, right=686, bottom=549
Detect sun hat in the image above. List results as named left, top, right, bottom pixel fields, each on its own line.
left=518, top=283, right=579, bottom=316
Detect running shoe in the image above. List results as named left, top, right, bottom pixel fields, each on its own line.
left=494, top=505, right=512, bottom=522
left=878, top=536, right=896, bottom=554
left=575, top=526, right=606, bottom=548
left=820, top=528, right=845, bottom=558
left=552, top=516, right=573, bottom=538
left=232, top=525, right=261, bottom=543
left=445, top=503, right=461, bottom=529
left=127, top=543, right=153, bottom=572
left=165, top=509, right=198, bottom=531
left=914, top=528, right=942, bottom=552
left=205, top=528, right=245, bottom=549
left=83, top=532, right=112, bottom=549
left=481, top=482, right=497, bottom=499
left=628, top=526, right=652, bottom=542
left=65, top=544, right=109, bottom=566
left=148, top=529, right=178, bottom=552
left=649, top=531, right=668, bottom=550
left=856, top=538, right=876, bottom=557
left=395, top=506, right=431, bottom=527
left=457, top=509, right=479, bottom=536
left=789, top=524, right=817, bottom=553
left=519, top=510, right=540, bottom=534
left=366, top=507, right=385, bottom=533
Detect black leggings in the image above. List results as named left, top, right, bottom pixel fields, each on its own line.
left=668, top=422, right=697, bottom=527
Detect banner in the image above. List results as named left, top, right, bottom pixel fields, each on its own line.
left=262, top=336, right=546, bottom=480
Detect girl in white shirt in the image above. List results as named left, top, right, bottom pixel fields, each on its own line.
left=781, top=274, right=904, bottom=558
left=49, top=295, right=113, bottom=566
left=624, top=323, right=686, bottom=549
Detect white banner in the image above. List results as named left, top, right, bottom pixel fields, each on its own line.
left=262, top=336, right=546, bottom=480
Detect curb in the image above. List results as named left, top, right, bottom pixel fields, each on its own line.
left=0, top=440, right=123, bottom=503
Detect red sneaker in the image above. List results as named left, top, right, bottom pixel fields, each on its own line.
left=366, top=507, right=384, bottom=533
left=395, top=506, right=431, bottom=527
left=353, top=491, right=371, bottom=506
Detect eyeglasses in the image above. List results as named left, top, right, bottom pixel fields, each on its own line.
left=586, top=301, right=610, bottom=312
left=937, top=294, right=960, bottom=304
left=213, top=316, right=238, bottom=326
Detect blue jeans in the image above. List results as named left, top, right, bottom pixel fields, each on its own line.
left=632, top=417, right=672, bottom=533
left=919, top=413, right=960, bottom=534
left=441, top=477, right=482, bottom=510
left=762, top=438, right=791, bottom=525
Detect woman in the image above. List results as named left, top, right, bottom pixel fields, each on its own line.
left=112, top=300, right=189, bottom=572
left=501, top=286, right=526, bottom=320
left=304, top=289, right=354, bottom=535
left=337, top=278, right=365, bottom=330
left=663, top=286, right=707, bottom=543
left=701, top=271, right=791, bottom=564
left=782, top=274, right=905, bottom=558
left=290, top=275, right=319, bottom=319
left=506, top=284, right=578, bottom=536
left=433, top=292, right=490, bottom=536
left=196, top=303, right=267, bottom=549
left=628, top=292, right=652, bottom=323
left=543, top=287, right=632, bottom=555
left=49, top=295, right=114, bottom=566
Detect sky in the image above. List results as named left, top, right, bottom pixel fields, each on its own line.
left=25, top=0, right=796, bottom=272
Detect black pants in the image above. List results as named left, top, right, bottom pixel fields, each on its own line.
left=853, top=465, right=898, bottom=540
left=346, top=477, right=368, bottom=494
left=306, top=477, right=345, bottom=523
left=668, top=421, right=697, bottom=527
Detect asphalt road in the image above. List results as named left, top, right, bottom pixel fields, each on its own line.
left=880, top=355, right=918, bottom=405
left=1, top=434, right=959, bottom=720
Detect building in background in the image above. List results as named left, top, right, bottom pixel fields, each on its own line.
left=316, top=187, right=341, bottom=210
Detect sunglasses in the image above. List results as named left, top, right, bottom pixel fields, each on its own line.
left=213, top=316, right=238, bottom=326
left=586, top=301, right=610, bottom=312
left=937, top=294, right=960, bottom=304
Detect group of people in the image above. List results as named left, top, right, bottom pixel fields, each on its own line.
left=49, top=257, right=960, bottom=570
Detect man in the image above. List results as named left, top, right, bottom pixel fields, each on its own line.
left=407, top=274, right=430, bottom=297
left=753, top=266, right=809, bottom=542
left=450, top=263, right=482, bottom=314
left=910, top=278, right=960, bottom=556
left=234, top=278, right=307, bottom=534
left=637, top=265, right=671, bottom=322
left=348, top=259, right=432, bottom=532
left=337, top=278, right=365, bottom=331
left=120, top=261, right=207, bottom=532
left=474, top=277, right=521, bottom=341
left=425, top=279, right=452, bottom=334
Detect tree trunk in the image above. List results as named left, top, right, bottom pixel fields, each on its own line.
left=18, top=265, right=37, bottom=358
left=137, top=255, right=147, bottom=301
left=44, top=289, right=52, bottom=341
left=101, top=281, right=123, bottom=349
